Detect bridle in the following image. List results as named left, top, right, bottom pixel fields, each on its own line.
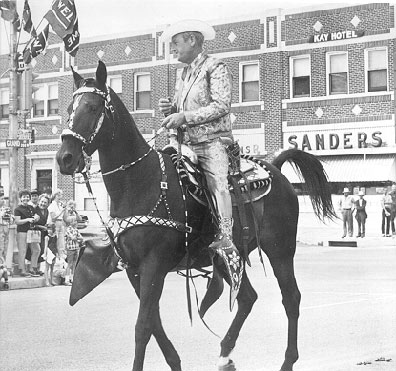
left=61, top=81, right=161, bottom=181
left=61, top=83, right=117, bottom=155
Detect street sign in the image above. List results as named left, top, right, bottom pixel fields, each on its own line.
left=6, top=139, right=30, bottom=148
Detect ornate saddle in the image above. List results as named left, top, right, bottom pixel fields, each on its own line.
left=161, top=146, right=273, bottom=206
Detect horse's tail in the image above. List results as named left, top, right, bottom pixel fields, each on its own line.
left=272, top=149, right=337, bottom=221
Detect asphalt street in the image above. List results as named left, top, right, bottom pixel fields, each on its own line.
left=1, top=242, right=395, bottom=371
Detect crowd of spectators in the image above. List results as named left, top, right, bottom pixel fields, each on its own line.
left=0, top=188, right=84, bottom=290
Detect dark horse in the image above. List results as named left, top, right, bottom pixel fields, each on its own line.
left=56, top=61, right=335, bottom=371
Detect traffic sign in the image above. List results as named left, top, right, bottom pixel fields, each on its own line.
left=6, top=139, right=30, bottom=148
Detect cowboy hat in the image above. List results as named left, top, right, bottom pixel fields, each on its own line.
left=343, top=187, right=350, bottom=193
left=160, top=19, right=215, bottom=43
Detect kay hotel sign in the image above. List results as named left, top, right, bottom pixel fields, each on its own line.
left=309, top=30, right=364, bottom=43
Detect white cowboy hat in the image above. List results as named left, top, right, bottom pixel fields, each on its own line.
left=358, top=190, right=364, bottom=196
left=160, top=19, right=216, bottom=43
left=343, top=187, right=350, bottom=193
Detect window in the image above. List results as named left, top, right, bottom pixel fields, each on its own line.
left=0, top=89, right=9, bottom=120
left=134, top=73, right=151, bottom=110
left=33, top=84, right=59, bottom=117
left=33, top=86, right=45, bottom=117
left=36, top=169, right=52, bottom=195
left=109, top=76, right=122, bottom=100
left=240, top=62, right=259, bottom=102
left=367, top=48, right=387, bottom=92
left=328, top=52, right=348, bottom=95
left=291, top=56, right=310, bottom=98
left=48, top=84, right=58, bottom=115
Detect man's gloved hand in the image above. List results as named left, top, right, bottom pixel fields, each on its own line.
left=161, top=112, right=186, bottom=130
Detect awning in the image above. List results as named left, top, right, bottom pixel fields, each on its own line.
left=280, top=154, right=396, bottom=183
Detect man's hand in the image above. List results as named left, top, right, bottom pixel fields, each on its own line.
left=158, top=98, right=173, bottom=116
left=161, top=112, right=186, bottom=130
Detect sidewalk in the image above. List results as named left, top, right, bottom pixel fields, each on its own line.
left=297, top=211, right=396, bottom=248
left=0, top=228, right=107, bottom=292
left=1, top=213, right=394, bottom=291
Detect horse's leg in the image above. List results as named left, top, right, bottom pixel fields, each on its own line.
left=126, top=268, right=182, bottom=371
left=130, top=263, right=173, bottom=371
left=269, top=255, right=301, bottom=371
left=218, top=270, right=258, bottom=371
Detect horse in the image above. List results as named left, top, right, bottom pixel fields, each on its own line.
left=56, top=60, right=335, bottom=371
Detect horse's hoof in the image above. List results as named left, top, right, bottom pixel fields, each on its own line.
left=218, top=359, right=236, bottom=371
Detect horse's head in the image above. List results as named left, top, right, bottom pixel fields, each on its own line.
left=56, top=60, right=117, bottom=175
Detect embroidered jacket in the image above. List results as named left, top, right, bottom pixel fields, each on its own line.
left=173, top=54, right=233, bottom=144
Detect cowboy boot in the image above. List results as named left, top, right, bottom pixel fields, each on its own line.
left=209, top=217, right=244, bottom=310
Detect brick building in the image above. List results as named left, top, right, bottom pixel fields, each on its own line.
left=1, top=2, right=395, bottom=222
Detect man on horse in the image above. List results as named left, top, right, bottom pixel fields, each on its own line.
left=159, top=19, right=243, bottom=297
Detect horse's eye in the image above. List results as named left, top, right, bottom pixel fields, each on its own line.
left=89, top=105, right=97, bottom=113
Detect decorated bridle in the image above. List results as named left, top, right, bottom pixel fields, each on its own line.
left=61, top=82, right=117, bottom=154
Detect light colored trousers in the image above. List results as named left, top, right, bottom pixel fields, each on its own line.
left=0, top=225, right=9, bottom=261
left=190, top=138, right=232, bottom=219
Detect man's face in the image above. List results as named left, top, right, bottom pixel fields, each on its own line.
left=31, top=194, right=39, bottom=204
left=171, top=33, right=195, bottom=64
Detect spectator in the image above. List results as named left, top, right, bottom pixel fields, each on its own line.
left=47, top=189, right=66, bottom=258
left=34, top=194, right=51, bottom=272
left=338, top=187, right=355, bottom=238
left=14, top=190, right=40, bottom=277
left=354, top=191, right=367, bottom=238
left=381, top=188, right=393, bottom=237
left=0, top=194, right=13, bottom=266
left=52, top=256, right=67, bottom=286
left=64, top=200, right=83, bottom=285
left=29, top=189, right=39, bottom=208
left=0, top=256, right=9, bottom=290
left=390, top=183, right=396, bottom=237
left=42, top=224, right=57, bottom=286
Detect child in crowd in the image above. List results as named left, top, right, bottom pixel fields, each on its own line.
left=52, top=257, right=67, bottom=285
left=42, top=224, right=57, bottom=286
left=63, top=200, right=84, bottom=285
left=0, top=256, right=9, bottom=290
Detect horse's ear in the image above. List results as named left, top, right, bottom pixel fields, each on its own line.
left=71, top=66, right=84, bottom=88
left=96, top=60, right=107, bottom=89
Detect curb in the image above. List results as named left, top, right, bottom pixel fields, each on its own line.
left=0, top=276, right=46, bottom=291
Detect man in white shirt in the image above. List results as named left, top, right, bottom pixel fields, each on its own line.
left=338, top=187, right=355, bottom=238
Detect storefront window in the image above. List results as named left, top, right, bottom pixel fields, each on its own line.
left=291, top=56, right=310, bottom=98
left=367, top=48, right=387, bottom=92
left=328, top=52, right=348, bottom=95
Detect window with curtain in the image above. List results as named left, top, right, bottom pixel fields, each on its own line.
left=47, top=84, right=59, bottom=116
left=135, top=73, right=151, bottom=110
left=292, top=56, right=310, bottom=98
left=109, top=76, right=122, bottom=101
left=367, top=49, right=387, bottom=92
left=33, top=86, right=45, bottom=117
left=241, top=62, right=259, bottom=102
left=0, top=89, right=9, bottom=120
left=328, top=52, right=348, bottom=95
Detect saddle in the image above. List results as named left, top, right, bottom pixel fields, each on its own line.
left=162, top=146, right=273, bottom=207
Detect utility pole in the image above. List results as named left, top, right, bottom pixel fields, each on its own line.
left=6, top=0, right=19, bottom=270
